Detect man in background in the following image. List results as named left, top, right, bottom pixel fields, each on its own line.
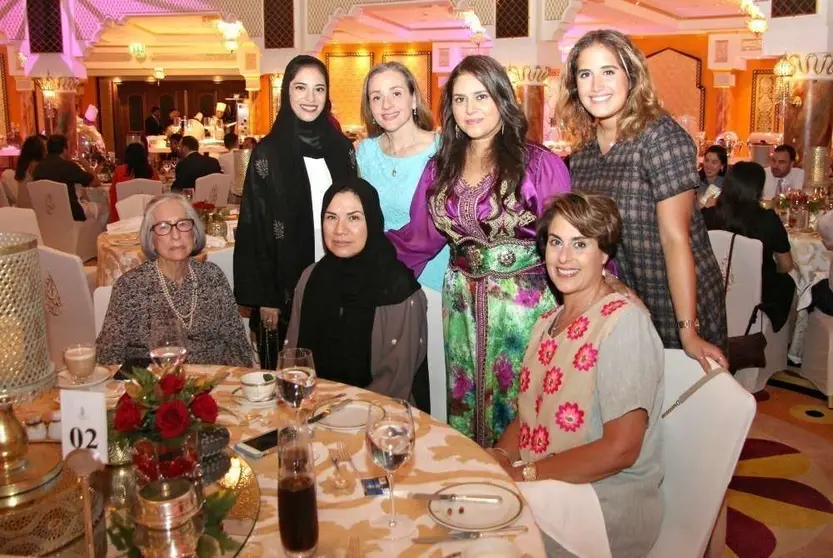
left=145, top=106, right=164, bottom=136
left=763, top=144, right=805, bottom=198
left=171, top=135, right=221, bottom=192
left=32, top=134, right=104, bottom=222
left=219, top=132, right=239, bottom=176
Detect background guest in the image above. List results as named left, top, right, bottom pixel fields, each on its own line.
left=219, top=132, right=239, bottom=176
left=165, top=109, right=182, bottom=136
left=492, top=192, right=664, bottom=558
left=166, top=133, right=182, bottom=161
left=287, top=178, right=429, bottom=411
left=561, top=29, right=727, bottom=370
left=97, top=193, right=251, bottom=366
left=145, top=106, right=164, bottom=136
left=235, top=54, right=356, bottom=368
left=5, top=136, right=45, bottom=208
left=812, top=211, right=833, bottom=315
left=171, top=135, right=221, bottom=192
left=703, top=161, right=795, bottom=332
left=764, top=144, right=805, bottom=199
left=32, top=134, right=103, bottom=222
left=698, top=144, right=728, bottom=206
left=242, top=136, right=258, bottom=150
left=388, top=55, right=571, bottom=446
left=109, top=143, right=159, bottom=223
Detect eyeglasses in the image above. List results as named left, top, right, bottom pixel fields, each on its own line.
left=151, top=219, right=195, bottom=236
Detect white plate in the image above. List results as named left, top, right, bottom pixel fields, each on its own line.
left=231, top=392, right=279, bottom=409
left=427, top=482, right=523, bottom=532
left=316, top=400, right=378, bottom=431
left=463, top=539, right=521, bottom=558
left=57, top=366, right=113, bottom=389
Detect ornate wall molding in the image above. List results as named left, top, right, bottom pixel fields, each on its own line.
left=506, top=65, right=551, bottom=86
left=786, top=53, right=833, bottom=80
left=646, top=48, right=706, bottom=131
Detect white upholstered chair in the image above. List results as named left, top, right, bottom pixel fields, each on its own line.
left=115, top=194, right=154, bottom=220
left=93, top=286, right=113, bottom=337
left=115, top=178, right=163, bottom=201
left=1, top=168, right=17, bottom=205
left=38, top=246, right=96, bottom=368
left=648, top=349, right=756, bottom=558
left=28, top=179, right=103, bottom=262
left=205, top=247, right=254, bottom=362
left=708, top=230, right=792, bottom=393
left=194, top=173, right=232, bottom=207
left=0, top=207, right=43, bottom=244
left=797, top=311, right=833, bottom=408
left=424, top=288, right=447, bottom=422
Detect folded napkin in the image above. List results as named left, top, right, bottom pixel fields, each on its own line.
left=106, top=216, right=143, bottom=234
left=518, top=479, right=612, bottom=558
left=205, top=235, right=227, bottom=249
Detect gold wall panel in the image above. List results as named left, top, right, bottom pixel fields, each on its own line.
left=751, top=70, right=777, bottom=133
left=326, top=53, right=374, bottom=128
left=646, top=49, right=706, bottom=131
left=0, top=54, right=8, bottom=139
left=382, top=52, right=432, bottom=106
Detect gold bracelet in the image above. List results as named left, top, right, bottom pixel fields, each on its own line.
left=677, top=319, right=700, bottom=330
left=487, top=447, right=510, bottom=460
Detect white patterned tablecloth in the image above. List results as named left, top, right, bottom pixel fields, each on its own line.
left=788, top=231, right=832, bottom=360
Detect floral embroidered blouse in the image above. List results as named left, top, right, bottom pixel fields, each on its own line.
left=517, top=293, right=666, bottom=558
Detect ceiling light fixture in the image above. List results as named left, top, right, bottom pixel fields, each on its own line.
left=747, top=17, right=768, bottom=34
left=153, top=67, right=165, bottom=80
left=213, top=76, right=223, bottom=84
left=112, top=77, right=123, bottom=85
left=128, top=43, right=146, bottom=61
left=773, top=55, right=795, bottom=78
left=224, top=39, right=239, bottom=54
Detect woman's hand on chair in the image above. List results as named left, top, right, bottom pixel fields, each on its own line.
left=260, top=307, right=279, bottom=330
left=681, top=329, right=728, bottom=371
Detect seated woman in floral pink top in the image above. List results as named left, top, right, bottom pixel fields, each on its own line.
left=490, top=192, right=665, bottom=558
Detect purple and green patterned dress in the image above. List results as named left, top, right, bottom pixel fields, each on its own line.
left=388, top=143, right=571, bottom=446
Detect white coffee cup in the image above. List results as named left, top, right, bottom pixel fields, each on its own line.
left=240, top=371, right=277, bottom=402
left=63, top=343, right=96, bottom=382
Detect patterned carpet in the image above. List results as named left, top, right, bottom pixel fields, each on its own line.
left=725, top=382, right=833, bottom=557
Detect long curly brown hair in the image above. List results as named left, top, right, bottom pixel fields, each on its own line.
left=558, top=30, right=666, bottom=149
left=434, top=55, right=528, bottom=202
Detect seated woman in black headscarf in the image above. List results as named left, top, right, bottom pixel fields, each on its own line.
left=286, top=177, right=430, bottom=412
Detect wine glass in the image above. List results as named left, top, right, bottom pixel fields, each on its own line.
left=149, top=316, right=187, bottom=375
left=276, top=349, right=317, bottom=424
left=365, top=399, right=416, bottom=539
left=278, top=425, right=318, bottom=557
left=161, top=160, right=172, bottom=177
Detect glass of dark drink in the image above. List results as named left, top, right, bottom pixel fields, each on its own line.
left=365, top=399, right=416, bottom=539
left=278, top=425, right=318, bottom=558
left=276, top=348, right=317, bottom=425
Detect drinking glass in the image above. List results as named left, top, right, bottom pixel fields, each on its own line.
left=149, top=316, right=187, bottom=374
left=63, top=342, right=97, bottom=384
left=161, top=160, right=172, bottom=177
left=276, top=348, right=317, bottom=424
left=278, top=426, right=318, bottom=558
left=365, top=399, right=416, bottom=539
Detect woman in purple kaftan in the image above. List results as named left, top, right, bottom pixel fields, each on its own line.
left=388, top=56, right=571, bottom=447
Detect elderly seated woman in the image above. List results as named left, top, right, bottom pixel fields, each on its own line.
left=286, top=177, right=430, bottom=412
left=97, top=193, right=252, bottom=367
left=489, top=192, right=664, bottom=557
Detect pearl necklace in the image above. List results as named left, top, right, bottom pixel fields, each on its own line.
left=155, top=260, right=198, bottom=330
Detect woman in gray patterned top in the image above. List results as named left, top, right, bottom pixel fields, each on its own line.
left=559, top=30, right=727, bottom=370
left=97, top=193, right=252, bottom=367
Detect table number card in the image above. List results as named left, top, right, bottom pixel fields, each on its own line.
left=60, top=390, right=109, bottom=464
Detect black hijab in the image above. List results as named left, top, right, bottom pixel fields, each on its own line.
left=298, top=177, right=421, bottom=388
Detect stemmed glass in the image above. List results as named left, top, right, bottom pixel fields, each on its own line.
left=365, top=399, right=416, bottom=539
left=276, top=348, right=317, bottom=424
left=161, top=160, right=172, bottom=178
left=149, top=316, right=187, bottom=375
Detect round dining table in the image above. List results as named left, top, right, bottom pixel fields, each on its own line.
left=19, top=365, right=546, bottom=557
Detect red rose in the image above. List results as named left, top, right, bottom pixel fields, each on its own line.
left=159, top=372, right=185, bottom=396
left=114, top=395, right=142, bottom=432
left=190, top=393, right=218, bottom=424
left=155, top=400, right=191, bottom=439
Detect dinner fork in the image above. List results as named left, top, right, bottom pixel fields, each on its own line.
left=335, top=441, right=360, bottom=477
left=347, top=536, right=363, bottom=558
left=328, top=447, right=349, bottom=489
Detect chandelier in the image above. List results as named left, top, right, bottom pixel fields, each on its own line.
left=217, top=20, right=243, bottom=54
left=153, top=67, right=165, bottom=80
left=739, top=0, right=768, bottom=34
left=747, top=17, right=768, bottom=34
left=128, top=43, right=146, bottom=62
left=38, top=73, right=57, bottom=100
left=773, top=55, right=795, bottom=78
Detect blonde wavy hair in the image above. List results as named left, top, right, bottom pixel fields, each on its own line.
left=360, top=62, right=434, bottom=137
left=557, top=30, right=666, bottom=149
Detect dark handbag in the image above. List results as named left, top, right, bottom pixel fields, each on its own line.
left=723, top=234, right=768, bottom=373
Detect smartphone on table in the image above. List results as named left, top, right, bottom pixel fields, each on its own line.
left=235, top=429, right=279, bottom=459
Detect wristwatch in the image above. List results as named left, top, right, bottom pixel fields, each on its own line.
left=521, top=462, right=538, bottom=481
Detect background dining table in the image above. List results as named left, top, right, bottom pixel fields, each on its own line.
left=18, top=365, right=546, bottom=557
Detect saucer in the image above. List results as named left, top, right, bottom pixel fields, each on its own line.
left=57, top=366, right=112, bottom=389
left=231, top=391, right=279, bottom=409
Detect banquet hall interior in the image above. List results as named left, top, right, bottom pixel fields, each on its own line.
left=1, top=0, right=833, bottom=556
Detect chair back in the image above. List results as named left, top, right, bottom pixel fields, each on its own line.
left=707, top=230, right=763, bottom=337
left=38, top=246, right=96, bottom=368
left=648, top=349, right=756, bottom=558
left=194, top=173, right=232, bottom=207
left=206, top=248, right=234, bottom=288
left=93, top=286, right=113, bottom=337
left=1, top=168, right=17, bottom=205
left=28, top=179, right=77, bottom=253
left=115, top=194, right=154, bottom=220
left=0, top=207, right=43, bottom=244
left=116, top=178, right=163, bottom=201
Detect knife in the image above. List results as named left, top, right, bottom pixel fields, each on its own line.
left=412, top=525, right=528, bottom=544
left=409, top=492, right=503, bottom=504
left=308, top=399, right=350, bottom=423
